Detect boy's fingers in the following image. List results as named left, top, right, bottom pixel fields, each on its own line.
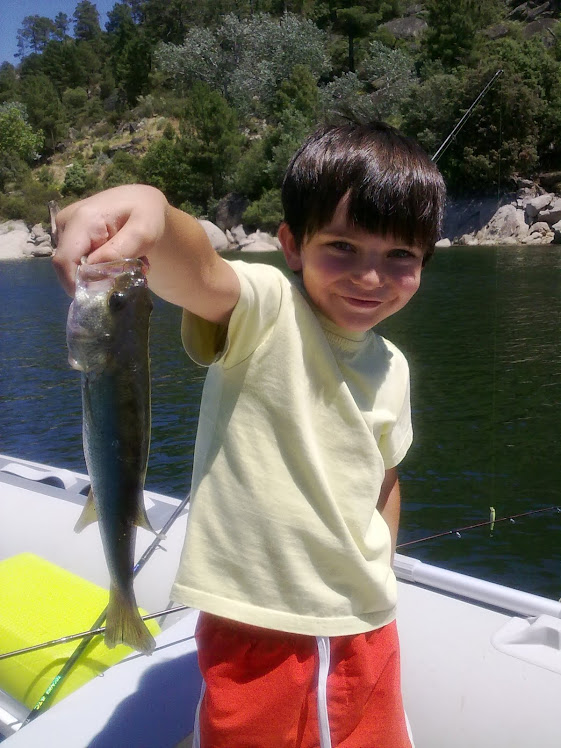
left=87, top=217, right=157, bottom=265
left=52, top=186, right=167, bottom=296
left=52, top=221, right=97, bottom=296
left=54, top=215, right=159, bottom=296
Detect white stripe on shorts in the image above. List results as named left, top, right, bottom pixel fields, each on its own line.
left=316, top=636, right=333, bottom=748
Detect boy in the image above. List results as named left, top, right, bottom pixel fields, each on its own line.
left=54, top=121, right=445, bottom=747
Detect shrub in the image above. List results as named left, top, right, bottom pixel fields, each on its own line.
left=0, top=176, right=61, bottom=224
left=110, top=149, right=139, bottom=173
left=0, top=102, right=44, bottom=161
left=242, top=188, right=283, bottom=233
left=102, top=166, right=137, bottom=189
left=0, top=152, right=30, bottom=191
left=62, top=163, right=88, bottom=196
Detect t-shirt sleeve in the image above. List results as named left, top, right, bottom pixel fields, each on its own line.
left=377, top=361, right=413, bottom=469
left=181, top=260, right=284, bottom=368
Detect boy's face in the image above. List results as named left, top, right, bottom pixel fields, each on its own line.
left=279, top=199, right=424, bottom=332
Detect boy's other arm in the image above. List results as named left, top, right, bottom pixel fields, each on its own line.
left=378, top=467, right=401, bottom=564
left=53, top=185, right=240, bottom=325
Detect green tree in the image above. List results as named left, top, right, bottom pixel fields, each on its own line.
left=233, top=108, right=313, bottom=200
left=400, top=73, right=464, bottom=162
left=20, top=73, right=67, bottom=153
left=358, top=41, right=416, bottom=120
left=334, top=6, right=379, bottom=72
left=401, top=40, right=557, bottom=193
left=141, top=0, right=192, bottom=45
left=476, top=35, right=561, bottom=174
left=62, top=87, right=89, bottom=125
left=106, top=2, right=136, bottom=36
left=155, top=13, right=329, bottom=117
left=54, top=13, right=71, bottom=41
left=73, top=1, right=102, bottom=42
left=16, top=16, right=57, bottom=58
left=272, top=64, right=320, bottom=122
left=242, top=188, right=283, bottom=232
left=0, top=102, right=44, bottom=161
left=179, top=82, right=245, bottom=208
left=117, top=35, right=154, bottom=105
left=140, top=135, right=190, bottom=206
left=0, top=64, right=19, bottom=105
left=421, top=0, right=505, bottom=71
left=28, top=37, right=106, bottom=94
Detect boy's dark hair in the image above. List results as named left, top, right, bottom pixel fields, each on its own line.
left=281, top=121, right=446, bottom=263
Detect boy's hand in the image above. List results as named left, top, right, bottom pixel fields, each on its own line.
left=53, top=184, right=240, bottom=324
left=53, top=185, right=168, bottom=296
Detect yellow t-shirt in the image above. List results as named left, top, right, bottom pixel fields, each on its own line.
left=171, top=260, right=412, bottom=636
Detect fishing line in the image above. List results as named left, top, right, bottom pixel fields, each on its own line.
left=19, top=490, right=190, bottom=726
left=490, top=84, right=503, bottom=515
left=396, top=505, right=560, bottom=549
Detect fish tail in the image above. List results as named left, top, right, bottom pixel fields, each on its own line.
left=104, top=584, right=156, bottom=655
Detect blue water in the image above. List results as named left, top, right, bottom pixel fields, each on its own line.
left=1, top=248, right=560, bottom=599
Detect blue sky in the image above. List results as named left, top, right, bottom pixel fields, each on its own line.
left=1, top=0, right=117, bottom=65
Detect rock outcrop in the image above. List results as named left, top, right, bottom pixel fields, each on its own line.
left=199, top=221, right=280, bottom=254
left=380, top=15, right=428, bottom=39
left=441, top=186, right=561, bottom=246
left=0, top=220, right=54, bottom=260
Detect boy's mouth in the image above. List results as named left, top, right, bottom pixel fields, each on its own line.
left=342, top=296, right=384, bottom=308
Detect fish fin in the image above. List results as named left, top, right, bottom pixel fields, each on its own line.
left=74, top=489, right=98, bottom=533
left=104, top=584, right=156, bottom=655
left=135, top=497, right=165, bottom=538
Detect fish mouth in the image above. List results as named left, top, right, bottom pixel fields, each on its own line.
left=77, top=258, right=147, bottom=285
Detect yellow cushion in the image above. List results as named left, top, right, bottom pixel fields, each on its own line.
left=0, top=553, right=159, bottom=709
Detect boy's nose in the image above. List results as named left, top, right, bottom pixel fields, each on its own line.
left=351, top=263, right=384, bottom=288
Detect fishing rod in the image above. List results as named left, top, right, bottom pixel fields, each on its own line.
left=6, top=503, right=558, bottom=661
left=431, top=69, right=503, bottom=163
left=0, top=603, right=192, bottom=662
left=396, top=505, right=560, bottom=550
left=20, top=490, right=191, bottom=725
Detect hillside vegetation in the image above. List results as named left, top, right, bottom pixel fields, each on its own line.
left=2, top=0, right=561, bottom=227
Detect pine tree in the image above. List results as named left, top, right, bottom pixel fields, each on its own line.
left=73, top=1, right=102, bottom=42
left=16, top=16, right=57, bottom=58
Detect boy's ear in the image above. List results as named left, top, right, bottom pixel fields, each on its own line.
left=278, top=222, right=302, bottom=271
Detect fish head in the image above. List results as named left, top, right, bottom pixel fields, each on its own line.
left=66, top=259, right=151, bottom=373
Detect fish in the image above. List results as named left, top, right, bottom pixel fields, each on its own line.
left=66, top=258, right=157, bottom=654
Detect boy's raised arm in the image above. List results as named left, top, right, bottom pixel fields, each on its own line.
left=53, top=184, right=240, bottom=325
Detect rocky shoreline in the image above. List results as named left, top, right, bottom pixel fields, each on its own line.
left=2, top=185, right=561, bottom=261
left=0, top=217, right=281, bottom=261
left=438, top=186, right=561, bottom=247
left=0, top=220, right=56, bottom=260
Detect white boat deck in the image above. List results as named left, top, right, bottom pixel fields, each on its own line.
left=1, top=455, right=560, bottom=747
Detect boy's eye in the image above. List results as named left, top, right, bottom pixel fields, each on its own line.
left=330, top=241, right=354, bottom=252
left=389, top=248, right=418, bottom=259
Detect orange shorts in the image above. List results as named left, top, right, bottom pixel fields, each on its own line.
left=194, top=613, right=412, bottom=748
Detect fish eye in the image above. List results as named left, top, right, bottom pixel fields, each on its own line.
left=109, top=291, right=127, bottom=312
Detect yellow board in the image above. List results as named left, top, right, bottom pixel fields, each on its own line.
left=0, top=553, right=160, bottom=709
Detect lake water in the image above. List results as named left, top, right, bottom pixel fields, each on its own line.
left=1, top=248, right=560, bottom=599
